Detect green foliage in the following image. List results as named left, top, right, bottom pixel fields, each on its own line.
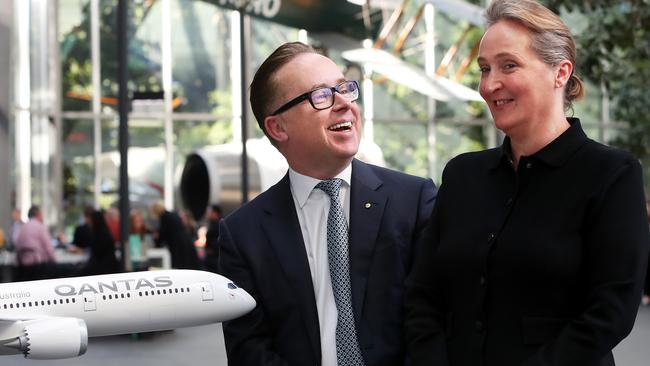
left=545, top=0, right=650, bottom=159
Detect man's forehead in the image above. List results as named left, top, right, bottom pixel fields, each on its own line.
left=275, top=53, right=344, bottom=92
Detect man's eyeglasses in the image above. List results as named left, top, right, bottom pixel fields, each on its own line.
left=270, top=80, right=359, bottom=116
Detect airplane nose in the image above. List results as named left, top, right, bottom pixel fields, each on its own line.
left=239, top=288, right=256, bottom=314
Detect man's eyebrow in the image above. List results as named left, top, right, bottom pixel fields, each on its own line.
left=308, top=78, right=346, bottom=90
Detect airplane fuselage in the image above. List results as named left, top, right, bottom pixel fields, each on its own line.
left=0, top=270, right=255, bottom=359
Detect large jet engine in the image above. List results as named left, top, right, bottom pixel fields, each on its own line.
left=3, top=318, right=88, bottom=359
left=179, top=138, right=385, bottom=219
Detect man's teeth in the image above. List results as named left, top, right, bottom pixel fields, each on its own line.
left=329, top=121, right=352, bottom=131
left=495, top=99, right=511, bottom=106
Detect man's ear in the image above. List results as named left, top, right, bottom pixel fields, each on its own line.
left=555, top=59, right=573, bottom=88
left=264, top=115, right=288, bottom=143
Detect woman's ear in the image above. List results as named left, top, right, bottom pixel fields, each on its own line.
left=264, top=115, right=288, bottom=143
left=555, top=60, right=573, bottom=88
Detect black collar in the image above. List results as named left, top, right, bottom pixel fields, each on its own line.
left=489, top=117, right=589, bottom=170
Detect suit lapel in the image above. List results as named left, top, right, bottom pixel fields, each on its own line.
left=348, top=160, right=386, bottom=322
left=262, top=174, right=321, bottom=358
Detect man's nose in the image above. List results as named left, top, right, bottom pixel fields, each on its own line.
left=331, top=91, right=353, bottom=111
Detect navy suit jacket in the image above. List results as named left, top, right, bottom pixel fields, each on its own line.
left=218, top=159, right=437, bottom=366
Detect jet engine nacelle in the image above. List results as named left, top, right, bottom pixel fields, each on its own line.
left=15, top=318, right=88, bottom=359
left=179, top=138, right=385, bottom=219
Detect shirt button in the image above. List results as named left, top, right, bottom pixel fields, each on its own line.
left=487, top=233, right=495, bottom=241
left=479, top=276, right=486, bottom=286
left=526, top=162, right=532, bottom=169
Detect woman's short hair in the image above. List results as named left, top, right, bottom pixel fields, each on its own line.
left=249, top=42, right=319, bottom=143
left=485, top=0, right=585, bottom=111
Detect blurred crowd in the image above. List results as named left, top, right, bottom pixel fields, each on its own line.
left=0, top=202, right=223, bottom=282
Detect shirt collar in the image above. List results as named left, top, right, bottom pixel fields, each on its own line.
left=289, top=164, right=352, bottom=208
left=490, top=117, right=588, bottom=169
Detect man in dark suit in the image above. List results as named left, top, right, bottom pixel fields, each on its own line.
left=218, top=42, right=437, bottom=366
left=203, top=204, right=222, bottom=273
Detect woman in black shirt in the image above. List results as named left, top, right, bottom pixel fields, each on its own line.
left=405, top=1, right=649, bottom=365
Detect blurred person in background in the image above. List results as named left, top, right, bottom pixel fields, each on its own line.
left=405, top=1, right=649, bottom=365
left=78, top=210, right=119, bottom=276
left=105, top=206, right=121, bottom=244
left=68, top=205, right=94, bottom=253
left=7, top=207, right=25, bottom=251
left=129, top=208, right=151, bottom=270
left=180, top=209, right=199, bottom=244
left=203, top=204, right=222, bottom=273
left=150, top=202, right=200, bottom=270
left=130, top=208, right=150, bottom=242
left=0, top=227, right=6, bottom=250
left=14, top=205, right=56, bottom=281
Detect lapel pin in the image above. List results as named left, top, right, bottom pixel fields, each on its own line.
left=364, top=203, right=372, bottom=209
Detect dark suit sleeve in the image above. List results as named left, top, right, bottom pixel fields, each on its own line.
left=218, top=220, right=290, bottom=366
left=522, top=159, right=649, bottom=365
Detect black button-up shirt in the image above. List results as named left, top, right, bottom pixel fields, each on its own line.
left=406, top=118, right=649, bottom=366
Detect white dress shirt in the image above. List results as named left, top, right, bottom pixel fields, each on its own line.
left=289, top=164, right=352, bottom=366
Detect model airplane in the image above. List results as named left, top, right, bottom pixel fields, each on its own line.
left=0, top=269, right=255, bottom=359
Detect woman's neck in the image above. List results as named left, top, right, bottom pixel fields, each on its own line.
left=509, top=116, right=570, bottom=168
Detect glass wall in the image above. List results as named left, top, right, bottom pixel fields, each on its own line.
left=6, top=0, right=634, bottom=234
left=57, top=0, right=236, bottom=231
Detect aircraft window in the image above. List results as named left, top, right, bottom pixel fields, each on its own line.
left=139, top=291, right=142, bottom=296
left=120, top=294, right=124, bottom=298
left=47, top=300, right=51, bottom=305
left=180, top=288, right=184, bottom=293
left=145, top=291, right=149, bottom=296
left=10, top=304, right=13, bottom=308
left=60, top=299, right=64, bottom=304
left=41, top=300, right=45, bottom=305
left=28, top=302, right=32, bottom=307
left=163, top=289, right=167, bottom=294
left=127, top=293, right=131, bottom=298
left=227, top=283, right=238, bottom=290
left=175, top=288, right=178, bottom=293
left=72, top=298, right=76, bottom=303
left=186, top=287, right=190, bottom=292
left=157, top=290, right=161, bottom=295
left=22, top=303, right=26, bottom=307
left=3, top=304, right=6, bottom=309
left=66, top=299, right=70, bottom=304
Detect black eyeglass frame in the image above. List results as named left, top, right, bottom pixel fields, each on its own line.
left=270, top=80, right=359, bottom=116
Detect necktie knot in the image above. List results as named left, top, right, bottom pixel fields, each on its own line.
left=316, top=178, right=343, bottom=199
